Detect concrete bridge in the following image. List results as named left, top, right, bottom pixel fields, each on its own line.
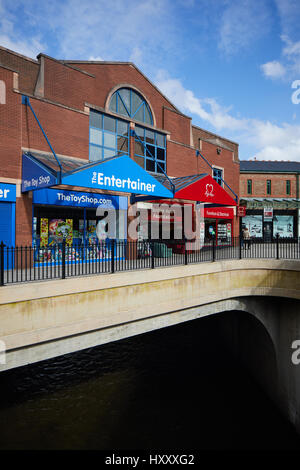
left=1, top=259, right=300, bottom=433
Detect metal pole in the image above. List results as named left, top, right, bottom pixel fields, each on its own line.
left=212, top=235, right=216, bottom=262
left=62, top=239, right=66, bottom=279
left=239, top=233, right=242, bottom=259
left=184, top=238, right=188, bottom=265
left=111, top=239, right=115, bottom=273
left=276, top=232, right=280, bottom=260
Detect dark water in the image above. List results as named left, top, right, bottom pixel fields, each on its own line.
left=0, top=314, right=299, bottom=451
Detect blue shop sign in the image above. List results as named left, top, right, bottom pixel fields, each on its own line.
left=22, top=154, right=57, bottom=192
left=62, top=155, right=173, bottom=198
left=33, top=188, right=128, bottom=210
left=0, top=183, right=16, bottom=202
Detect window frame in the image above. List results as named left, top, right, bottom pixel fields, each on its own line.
left=134, top=124, right=166, bottom=174
left=109, top=88, right=153, bottom=126
left=266, top=179, right=272, bottom=195
left=89, top=110, right=129, bottom=162
left=247, top=179, right=252, bottom=195
left=212, top=167, right=224, bottom=187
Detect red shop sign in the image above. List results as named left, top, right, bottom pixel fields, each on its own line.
left=237, top=206, right=246, bottom=217
left=204, top=207, right=234, bottom=219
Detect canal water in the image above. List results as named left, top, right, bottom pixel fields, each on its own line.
left=0, top=314, right=299, bottom=451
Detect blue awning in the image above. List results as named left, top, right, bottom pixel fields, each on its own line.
left=21, top=152, right=174, bottom=198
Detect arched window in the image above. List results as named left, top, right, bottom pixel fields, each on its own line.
left=109, top=88, right=153, bottom=125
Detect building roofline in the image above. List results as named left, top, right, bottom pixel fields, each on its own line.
left=0, top=45, right=39, bottom=64
left=192, top=124, right=239, bottom=146
left=62, top=60, right=184, bottom=116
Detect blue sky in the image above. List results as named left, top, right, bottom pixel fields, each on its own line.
left=1, top=0, right=300, bottom=161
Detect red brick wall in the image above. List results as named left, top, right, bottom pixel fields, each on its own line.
left=15, top=193, right=32, bottom=245
left=0, top=48, right=39, bottom=95
left=22, top=96, right=89, bottom=160
left=0, top=66, right=22, bottom=179
left=166, top=140, right=197, bottom=176
left=163, top=108, right=191, bottom=145
left=43, top=57, right=95, bottom=111
left=240, top=173, right=297, bottom=198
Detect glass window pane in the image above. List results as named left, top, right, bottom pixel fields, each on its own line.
left=157, top=147, right=165, bottom=161
left=134, top=155, right=145, bottom=169
left=103, top=131, right=116, bottom=148
left=156, top=162, right=165, bottom=174
left=135, top=125, right=144, bottom=140
left=146, top=130, right=155, bottom=144
left=146, top=159, right=155, bottom=172
left=117, top=96, right=129, bottom=117
left=118, top=89, right=131, bottom=114
left=89, top=145, right=102, bottom=161
left=117, top=136, right=128, bottom=152
left=90, top=128, right=102, bottom=145
left=146, top=144, right=155, bottom=159
left=103, top=148, right=117, bottom=159
left=156, top=133, right=165, bottom=148
left=90, top=110, right=102, bottom=128
left=134, top=103, right=144, bottom=122
left=117, top=119, right=128, bottom=136
left=109, top=93, right=117, bottom=113
left=135, top=140, right=144, bottom=156
left=132, top=92, right=143, bottom=115
left=144, top=105, right=152, bottom=124
left=103, top=115, right=116, bottom=132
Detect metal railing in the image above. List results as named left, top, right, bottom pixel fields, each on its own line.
left=0, top=235, right=299, bottom=286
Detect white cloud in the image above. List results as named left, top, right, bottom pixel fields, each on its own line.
left=155, top=71, right=300, bottom=162
left=155, top=70, right=248, bottom=131
left=218, top=0, right=271, bottom=55
left=261, top=3, right=300, bottom=81
left=0, top=34, right=42, bottom=59
left=0, top=1, right=44, bottom=58
left=88, top=56, right=104, bottom=61
left=260, top=60, right=286, bottom=79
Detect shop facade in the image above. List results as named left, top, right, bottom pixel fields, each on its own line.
left=0, top=46, right=240, bottom=251
left=240, top=200, right=299, bottom=241
left=240, top=160, right=300, bottom=241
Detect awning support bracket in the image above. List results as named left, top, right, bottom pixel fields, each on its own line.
left=130, top=129, right=175, bottom=196
left=196, top=150, right=238, bottom=204
left=22, top=95, right=62, bottom=184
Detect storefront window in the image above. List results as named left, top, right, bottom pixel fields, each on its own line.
left=33, top=205, right=127, bottom=247
left=89, top=110, right=129, bottom=162
left=134, top=125, right=166, bottom=174
left=217, top=222, right=232, bottom=245
left=242, top=215, right=263, bottom=238
left=273, top=215, right=294, bottom=238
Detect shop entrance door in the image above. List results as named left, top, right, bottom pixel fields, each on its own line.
left=263, top=221, right=272, bottom=242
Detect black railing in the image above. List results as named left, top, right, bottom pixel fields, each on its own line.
left=0, top=236, right=299, bottom=286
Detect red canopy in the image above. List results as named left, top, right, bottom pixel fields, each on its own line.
left=174, top=174, right=237, bottom=206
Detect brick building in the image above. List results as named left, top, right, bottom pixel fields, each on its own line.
left=240, top=160, right=300, bottom=240
left=0, top=46, right=240, bottom=257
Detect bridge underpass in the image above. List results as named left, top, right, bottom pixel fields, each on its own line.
left=0, top=259, right=300, bottom=433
